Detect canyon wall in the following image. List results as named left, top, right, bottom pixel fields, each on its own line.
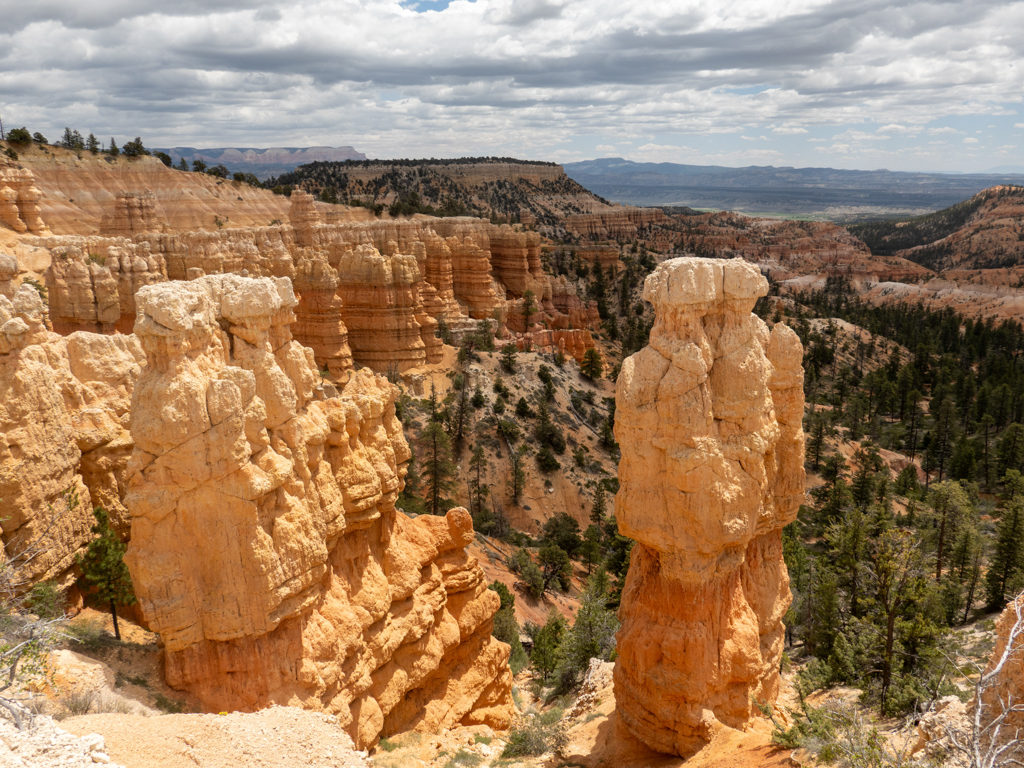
left=613, top=257, right=804, bottom=756
left=122, top=275, right=514, bottom=749
left=0, top=282, right=142, bottom=583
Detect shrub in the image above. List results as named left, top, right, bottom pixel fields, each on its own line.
left=501, top=709, right=567, bottom=757
left=536, top=446, right=560, bottom=473
left=7, top=127, right=32, bottom=144
left=24, top=581, right=64, bottom=619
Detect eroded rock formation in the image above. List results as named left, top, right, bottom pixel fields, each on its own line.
left=0, top=283, right=142, bottom=582
left=613, top=257, right=804, bottom=755
left=0, top=168, right=50, bottom=235
left=123, top=275, right=514, bottom=748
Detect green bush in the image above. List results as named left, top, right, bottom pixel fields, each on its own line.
left=6, top=127, right=31, bottom=144
left=501, top=709, right=567, bottom=757
left=25, top=581, right=64, bottom=619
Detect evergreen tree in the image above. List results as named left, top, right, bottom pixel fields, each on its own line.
left=521, top=289, right=536, bottom=330
left=590, top=486, right=607, bottom=527
left=997, top=423, right=1024, bottom=477
left=530, top=609, right=566, bottom=681
left=555, top=571, right=619, bottom=688
left=508, top=444, right=528, bottom=505
left=541, top=512, right=582, bottom=557
left=501, top=343, right=518, bottom=374
left=396, top=444, right=426, bottom=516
left=86, top=134, right=100, bottom=154
left=76, top=508, right=136, bottom=641
left=986, top=492, right=1024, bottom=608
left=538, top=544, right=572, bottom=592
left=489, top=581, right=528, bottom=673
left=107, top=138, right=119, bottom=156
left=580, top=348, right=603, bottom=379
left=468, top=444, right=490, bottom=521
left=418, top=420, right=456, bottom=516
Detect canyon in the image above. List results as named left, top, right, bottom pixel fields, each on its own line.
left=5, top=141, right=1024, bottom=768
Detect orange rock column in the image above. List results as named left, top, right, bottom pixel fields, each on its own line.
left=613, top=257, right=805, bottom=756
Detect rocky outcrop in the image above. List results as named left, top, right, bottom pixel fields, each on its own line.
left=0, top=284, right=142, bottom=583
left=613, top=257, right=804, bottom=756
left=292, top=252, right=354, bottom=379
left=99, top=191, right=162, bottom=236
left=565, top=208, right=668, bottom=241
left=0, top=168, right=50, bottom=235
left=0, top=253, right=17, bottom=299
left=45, top=241, right=166, bottom=335
left=123, top=275, right=514, bottom=748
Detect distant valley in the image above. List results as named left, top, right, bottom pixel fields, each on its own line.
left=564, top=157, right=1024, bottom=220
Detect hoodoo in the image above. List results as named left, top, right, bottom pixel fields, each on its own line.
left=122, top=274, right=514, bottom=749
left=613, top=257, right=805, bottom=755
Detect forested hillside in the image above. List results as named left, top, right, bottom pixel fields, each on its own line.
left=765, top=275, right=1024, bottom=721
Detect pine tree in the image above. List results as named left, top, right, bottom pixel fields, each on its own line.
left=530, top=609, right=566, bottom=681
left=590, top=486, right=607, bottom=527
left=556, top=571, right=619, bottom=687
left=418, top=420, right=456, bottom=516
left=580, top=348, right=603, bottom=379
left=986, top=494, right=1024, bottom=608
left=522, top=289, right=536, bottom=330
left=501, top=343, right=518, bottom=374
left=76, top=508, right=136, bottom=641
left=107, top=138, right=119, bottom=156
left=468, top=444, right=490, bottom=520
left=489, top=581, right=528, bottom=673
left=86, top=133, right=100, bottom=154
left=509, top=444, right=528, bottom=505
left=807, top=415, right=827, bottom=470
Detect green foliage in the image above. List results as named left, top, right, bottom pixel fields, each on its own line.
left=107, top=138, right=119, bottom=156
left=536, top=446, right=560, bottom=473
left=24, top=581, right=64, bottom=620
left=501, top=343, right=518, bottom=374
left=501, top=707, right=567, bottom=758
left=489, top=582, right=528, bottom=674
left=580, top=348, right=603, bottom=379
left=554, top=571, right=619, bottom=691
left=154, top=151, right=173, bottom=167
left=541, top=512, right=582, bottom=558
left=529, top=609, right=566, bottom=681
left=417, top=420, right=457, bottom=516
left=6, top=127, right=31, bottom=144
left=121, top=137, right=149, bottom=157
left=77, top=507, right=136, bottom=640
left=538, top=544, right=572, bottom=592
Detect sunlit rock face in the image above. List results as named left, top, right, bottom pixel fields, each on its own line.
left=123, top=275, right=514, bottom=750
left=613, top=257, right=805, bottom=756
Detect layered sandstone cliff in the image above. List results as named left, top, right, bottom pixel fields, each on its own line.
left=0, top=283, right=142, bottom=582
left=613, top=257, right=804, bottom=755
left=122, top=275, right=513, bottom=748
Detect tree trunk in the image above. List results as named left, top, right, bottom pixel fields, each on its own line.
left=110, top=599, right=121, bottom=641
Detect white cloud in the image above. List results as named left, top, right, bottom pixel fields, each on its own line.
left=964, top=137, right=980, bottom=144
left=0, top=0, right=1020, bottom=169
left=1015, top=123, right=1024, bottom=128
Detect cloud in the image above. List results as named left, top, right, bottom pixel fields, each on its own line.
left=1016, top=123, right=1024, bottom=128
left=964, top=137, right=980, bottom=143
left=0, top=0, right=1020, bottom=169
left=595, top=144, right=617, bottom=153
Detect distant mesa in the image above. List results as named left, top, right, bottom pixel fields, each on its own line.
left=153, top=145, right=368, bottom=180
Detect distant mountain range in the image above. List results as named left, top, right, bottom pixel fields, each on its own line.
left=563, top=158, right=1024, bottom=220
left=152, top=146, right=367, bottom=180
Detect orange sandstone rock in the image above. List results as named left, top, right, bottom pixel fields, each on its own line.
left=0, top=284, right=143, bottom=581
left=613, top=256, right=804, bottom=756
left=122, top=275, right=513, bottom=748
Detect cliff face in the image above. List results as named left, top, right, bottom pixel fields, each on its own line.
left=613, top=257, right=804, bottom=756
left=0, top=283, right=142, bottom=582
left=122, top=275, right=513, bottom=749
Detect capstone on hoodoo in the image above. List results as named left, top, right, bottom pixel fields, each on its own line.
left=613, top=257, right=805, bottom=755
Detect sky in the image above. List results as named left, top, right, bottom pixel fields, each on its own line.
left=2, top=0, right=1023, bottom=173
